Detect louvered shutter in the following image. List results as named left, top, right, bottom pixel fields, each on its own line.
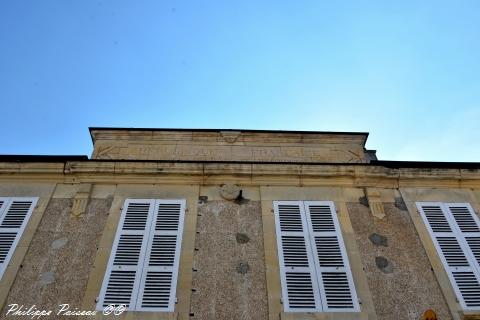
left=304, top=201, right=359, bottom=312
left=0, top=198, right=7, bottom=215
left=417, top=202, right=480, bottom=310
left=136, top=199, right=186, bottom=311
left=0, top=197, right=38, bottom=279
left=446, top=203, right=480, bottom=308
left=273, top=201, right=322, bottom=312
left=97, top=200, right=155, bottom=311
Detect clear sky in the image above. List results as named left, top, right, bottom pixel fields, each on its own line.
left=0, top=1, right=479, bottom=161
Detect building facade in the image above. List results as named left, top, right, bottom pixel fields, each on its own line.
left=0, top=127, right=479, bottom=320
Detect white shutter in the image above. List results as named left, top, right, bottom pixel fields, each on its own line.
left=446, top=204, right=480, bottom=267
left=136, top=199, right=186, bottom=312
left=273, top=201, right=322, bottom=312
left=304, top=201, right=359, bottom=312
left=446, top=203, right=480, bottom=308
left=0, top=197, right=38, bottom=279
left=417, top=202, right=480, bottom=310
left=97, top=199, right=156, bottom=311
left=0, top=198, right=7, bottom=215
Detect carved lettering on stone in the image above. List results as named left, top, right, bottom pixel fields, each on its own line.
left=91, top=134, right=368, bottom=163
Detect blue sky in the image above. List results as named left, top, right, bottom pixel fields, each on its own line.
left=0, top=1, right=479, bottom=161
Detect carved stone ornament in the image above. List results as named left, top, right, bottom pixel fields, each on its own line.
left=71, top=198, right=87, bottom=217
left=366, top=188, right=385, bottom=219
left=71, top=195, right=89, bottom=218
left=70, top=184, right=92, bottom=218
left=219, top=184, right=241, bottom=200
left=219, top=131, right=241, bottom=143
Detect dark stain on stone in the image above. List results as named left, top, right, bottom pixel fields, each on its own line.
left=237, top=262, right=250, bottom=274
left=359, top=196, right=369, bottom=207
left=198, top=196, right=208, bottom=204
left=235, top=233, right=250, bottom=244
left=234, top=190, right=250, bottom=205
left=369, top=233, right=388, bottom=247
left=394, top=197, right=408, bottom=211
left=376, top=256, right=394, bottom=274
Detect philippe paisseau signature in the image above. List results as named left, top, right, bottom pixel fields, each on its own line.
left=5, top=304, right=126, bottom=319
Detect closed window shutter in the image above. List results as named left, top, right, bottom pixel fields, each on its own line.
left=446, top=204, right=480, bottom=268
left=446, top=203, right=480, bottom=308
left=0, top=197, right=38, bottom=279
left=97, top=199, right=156, bottom=311
left=273, top=201, right=322, bottom=312
left=0, top=198, right=7, bottom=214
left=136, top=199, right=186, bottom=311
left=304, top=201, right=359, bottom=312
left=417, top=202, right=480, bottom=310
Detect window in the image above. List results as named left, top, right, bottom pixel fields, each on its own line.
left=273, top=200, right=359, bottom=312
left=417, top=202, right=480, bottom=310
left=97, top=199, right=186, bottom=312
left=0, top=197, right=38, bottom=280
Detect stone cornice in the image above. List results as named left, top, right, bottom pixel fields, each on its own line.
left=0, top=161, right=479, bottom=188
left=90, top=128, right=369, bottom=145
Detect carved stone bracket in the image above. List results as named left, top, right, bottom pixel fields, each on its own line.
left=366, top=188, right=385, bottom=219
left=71, top=184, right=92, bottom=218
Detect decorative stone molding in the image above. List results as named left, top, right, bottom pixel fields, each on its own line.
left=219, top=131, right=241, bottom=143
left=70, top=184, right=92, bottom=218
left=95, top=145, right=116, bottom=159
left=219, top=184, right=241, bottom=200
left=366, top=188, right=385, bottom=219
left=1, top=161, right=480, bottom=189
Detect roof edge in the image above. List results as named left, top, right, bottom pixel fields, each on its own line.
left=0, top=156, right=479, bottom=169
left=88, top=127, right=370, bottom=135
left=88, top=127, right=371, bottom=148
left=371, top=160, right=480, bottom=169
left=0, top=155, right=89, bottom=162
left=88, top=127, right=369, bottom=141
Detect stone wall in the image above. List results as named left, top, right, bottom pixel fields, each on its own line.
left=1, top=198, right=112, bottom=319
left=191, top=200, right=268, bottom=320
left=2, top=182, right=478, bottom=320
left=347, top=201, right=451, bottom=320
